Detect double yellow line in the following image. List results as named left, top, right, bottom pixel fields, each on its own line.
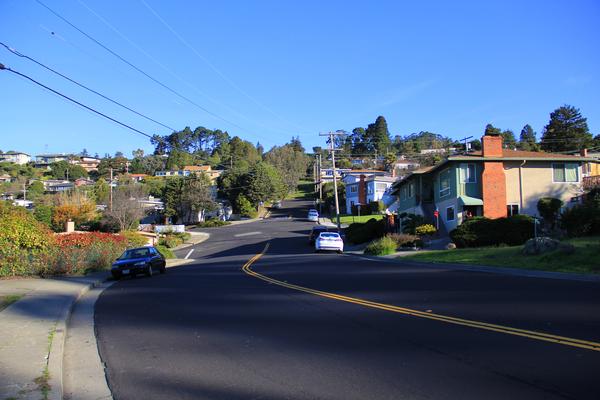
left=242, top=243, right=600, bottom=352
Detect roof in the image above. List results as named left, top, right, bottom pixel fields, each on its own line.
left=452, top=149, right=595, bottom=162
left=345, top=169, right=386, bottom=173
left=183, top=165, right=211, bottom=171
left=129, top=173, right=149, bottom=177
left=0, top=151, right=30, bottom=156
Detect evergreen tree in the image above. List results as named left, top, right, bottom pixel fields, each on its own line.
left=519, top=124, right=539, bottom=151
left=541, top=105, right=593, bottom=152
left=484, top=123, right=502, bottom=136
left=365, top=116, right=391, bottom=154
left=501, top=130, right=517, bottom=149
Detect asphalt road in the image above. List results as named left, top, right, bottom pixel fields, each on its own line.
left=95, top=199, right=600, bottom=400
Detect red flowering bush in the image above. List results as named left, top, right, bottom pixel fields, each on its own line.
left=50, top=232, right=127, bottom=275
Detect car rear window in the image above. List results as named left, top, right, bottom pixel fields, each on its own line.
left=320, top=233, right=340, bottom=239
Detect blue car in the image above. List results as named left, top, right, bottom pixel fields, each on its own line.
left=111, top=246, right=166, bottom=279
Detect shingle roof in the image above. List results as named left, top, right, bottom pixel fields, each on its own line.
left=454, top=149, right=594, bottom=161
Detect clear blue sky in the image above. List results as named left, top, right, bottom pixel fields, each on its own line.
left=1, top=0, right=599, bottom=158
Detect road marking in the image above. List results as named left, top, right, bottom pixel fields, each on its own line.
left=184, top=249, right=194, bottom=259
left=242, top=243, right=600, bottom=352
left=234, top=231, right=262, bottom=237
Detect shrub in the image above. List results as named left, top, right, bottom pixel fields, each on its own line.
left=368, top=200, right=385, bottom=214
left=236, top=195, right=257, bottom=218
left=415, top=224, right=437, bottom=236
left=364, top=236, right=397, bottom=255
left=386, top=233, right=421, bottom=248
left=560, top=189, right=600, bottom=237
left=0, top=202, right=56, bottom=277
left=120, top=230, right=149, bottom=248
left=345, top=218, right=386, bottom=244
left=197, top=219, right=231, bottom=228
left=33, top=204, right=53, bottom=228
left=159, top=236, right=182, bottom=248
left=537, top=197, right=563, bottom=227
left=401, top=213, right=426, bottom=234
left=450, top=215, right=534, bottom=248
left=156, top=244, right=175, bottom=259
left=51, top=232, right=127, bottom=275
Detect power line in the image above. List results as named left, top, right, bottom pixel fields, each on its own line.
left=34, top=0, right=251, bottom=134
left=1, top=63, right=154, bottom=139
left=138, top=0, right=307, bottom=133
left=0, top=41, right=176, bottom=131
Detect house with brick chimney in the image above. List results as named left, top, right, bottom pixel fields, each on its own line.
left=391, top=133, right=595, bottom=233
left=345, top=174, right=396, bottom=214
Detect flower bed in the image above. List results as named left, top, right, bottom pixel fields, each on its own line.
left=51, top=232, right=128, bottom=275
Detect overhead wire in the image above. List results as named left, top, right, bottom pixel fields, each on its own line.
left=1, top=63, right=154, bottom=139
left=75, top=0, right=292, bottom=139
left=34, top=0, right=253, bottom=135
left=0, top=41, right=176, bottom=131
left=138, top=0, right=308, bottom=133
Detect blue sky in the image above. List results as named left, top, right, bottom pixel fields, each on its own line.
left=1, top=0, right=599, bottom=158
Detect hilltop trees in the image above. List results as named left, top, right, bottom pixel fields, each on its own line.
left=519, top=125, right=539, bottom=151
left=264, top=141, right=310, bottom=194
left=541, top=105, right=592, bottom=152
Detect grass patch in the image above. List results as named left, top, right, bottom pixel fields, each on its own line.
left=287, top=180, right=314, bottom=200
left=339, top=214, right=385, bottom=224
left=403, top=236, right=600, bottom=274
left=0, top=294, right=24, bottom=311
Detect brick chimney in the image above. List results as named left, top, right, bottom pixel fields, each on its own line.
left=482, top=134, right=503, bottom=157
left=358, top=175, right=367, bottom=205
left=481, top=134, right=507, bottom=219
left=580, top=148, right=588, bottom=157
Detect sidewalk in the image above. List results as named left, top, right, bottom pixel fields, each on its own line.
left=0, top=271, right=110, bottom=400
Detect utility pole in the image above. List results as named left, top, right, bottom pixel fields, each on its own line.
left=320, top=131, right=345, bottom=229
left=459, top=135, right=473, bottom=152
left=109, top=167, right=113, bottom=212
left=22, top=181, right=27, bottom=201
left=318, top=153, right=323, bottom=216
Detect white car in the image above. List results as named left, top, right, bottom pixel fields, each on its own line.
left=315, top=232, right=344, bottom=253
left=307, top=209, right=319, bottom=222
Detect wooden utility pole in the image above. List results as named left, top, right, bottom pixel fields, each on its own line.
left=319, top=131, right=345, bottom=229
left=109, top=167, right=113, bottom=212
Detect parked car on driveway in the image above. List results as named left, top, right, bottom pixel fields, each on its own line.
left=307, top=209, right=319, bottom=222
left=111, top=246, right=166, bottom=279
left=315, top=232, right=344, bottom=253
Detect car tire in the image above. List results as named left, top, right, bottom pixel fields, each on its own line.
left=112, top=272, right=120, bottom=280
left=145, top=265, right=152, bottom=277
left=160, top=265, right=166, bottom=274
left=337, top=250, right=343, bottom=254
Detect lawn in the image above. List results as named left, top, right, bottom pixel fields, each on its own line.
left=339, top=214, right=385, bottom=224
left=402, top=236, right=600, bottom=275
left=287, top=180, right=315, bottom=200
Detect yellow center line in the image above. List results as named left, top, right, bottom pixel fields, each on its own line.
left=242, top=242, right=600, bottom=352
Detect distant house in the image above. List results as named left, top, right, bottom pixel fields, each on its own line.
left=391, top=134, right=594, bottom=233
left=155, top=165, right=223, bottom=184
left=35, top=153, right=72, bottom=169
left=0, top=174, right=12, bottom=183
left=392, top=160, right=420, bottom=171
left=345, top=175, right=397, bottom=214
left=74, top=178, right=94, bottom=187
left=129, top=173, right=149, bottom=182
left=43, top=179, right=74, bottom=193
left=73, top=156, right=101, bottom=172
left=0, top=151, right=31, bottom=165
left=419, top=148, right=456, bottom=155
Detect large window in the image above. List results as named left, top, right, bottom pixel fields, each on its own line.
left=507, top=204, right=519, bottom=216
left=349, top=185, right=357, bottom=193
left=553, top=163, right=578, bottom=183
left=459, top=163, right=476, bottom=183
left=439, top=169, right=451, bottom=197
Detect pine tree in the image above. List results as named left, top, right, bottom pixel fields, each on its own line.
left=519, top=124, right=539, bottom=151
left=366, top=116, right=391, bottom=154
left=541, top=105, right=592, bottom=152
left=501, top=130, right=517, bottom=149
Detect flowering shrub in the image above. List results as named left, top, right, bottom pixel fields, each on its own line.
left=51, top=232, right=127, bottom=275
left=415, top=224, right=437, bottom=236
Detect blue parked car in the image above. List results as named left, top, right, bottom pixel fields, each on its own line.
left=111, top=246, right=166, bottom=279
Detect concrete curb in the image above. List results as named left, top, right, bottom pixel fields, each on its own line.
left=48, top=273, right=110, bottom=400
left=172, top=232, right=210, bottom=251
left=343, top=251, right=600, bottom=283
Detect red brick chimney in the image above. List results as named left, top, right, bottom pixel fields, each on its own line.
left=358, top=175, right=367, bottom=205
left=581, top=148, right=588, bottom=157
left=481, top=134, right=507, bottom=218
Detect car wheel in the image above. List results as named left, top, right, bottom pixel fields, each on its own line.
left=112, top=272, right=120, bottom=280
left=160, top=264, right=166, bottom=274
left=337, top=250, right=343, bottom=254
left=145, top=265, right=153, bottom=277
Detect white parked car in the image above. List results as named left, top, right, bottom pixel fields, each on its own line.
left=315, top=232, right=344, bottom=253
left=307, top=209, right=319, bottom=222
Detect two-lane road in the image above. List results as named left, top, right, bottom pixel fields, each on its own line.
left=96, top=200, right=600, bottom=399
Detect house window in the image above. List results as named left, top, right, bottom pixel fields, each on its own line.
left=507, top=204, right=519, bottom=216
left=439, top=169, right=451, bottom=197
left=460, top=163, right=476, bottom=183
left=367, top=186, right=373, bottom=194
left=400, top=186, right=407, bottom=200
left=408, top=182, right=414, bottom=198
left=553, top=163, right=578, bottom=183
left=446, top=206, right=455, bottom=221
left=376, top=183, right=388, bottom=191
left=350, top=185, right=357, bottom=193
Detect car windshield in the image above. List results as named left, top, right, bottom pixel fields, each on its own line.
left=320, top=233, right=340, bottom=239
left=119, top=248, right=151, bottom=260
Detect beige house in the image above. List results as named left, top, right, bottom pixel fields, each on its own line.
left=0, top=151, right=31, bottom=165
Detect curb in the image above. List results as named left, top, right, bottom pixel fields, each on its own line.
left=343, top=251, right=600, bottom=283
left=48, top=273, right=110, bottom=400
left=172, top=232, right=210, bottom=251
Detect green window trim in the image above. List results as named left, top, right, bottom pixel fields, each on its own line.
left=439, top=169, right=451, bottom=197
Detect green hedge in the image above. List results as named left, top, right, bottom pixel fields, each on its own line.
left=156, top=245, right=175, bottom=259
left=345, top=218, right=386, bottom=244
left=197, top=219, right=231, bottom=228
left=450, top=215, right=534, bottom=248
